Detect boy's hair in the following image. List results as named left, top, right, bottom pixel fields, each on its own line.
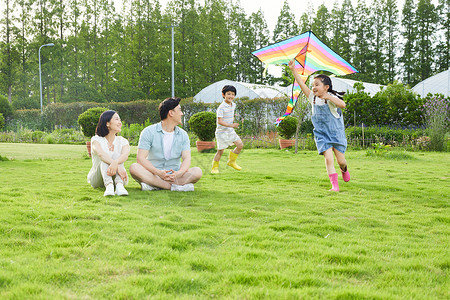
left=159, top=97, right=181, bottom=120
left=96, top=110, right=117, bottom=137
left=314, top=74, right=345, bottom=100
left=222, top=85, right=237, bottom=96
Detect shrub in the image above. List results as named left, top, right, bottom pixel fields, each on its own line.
left=0, top=113, right=4, bottom=130
left=12, top=109, right=42, bottom=131
left=276, top=116, right=298, bottom=139
left=43, top=102, right=99, bottom=130
left=422, top=96, right=450, bottom=151
left=345, top=126, right=426, bottom=148
left=0, top=95, right=13, bottom=120
left=77, top=107, right=108, bottom=138
left=188, top=111, right=216, bottom=141
left=32, top=131, right=47, bottom=143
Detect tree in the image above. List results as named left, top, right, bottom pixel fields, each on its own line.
left=273, top=0, right=298, bottom=42
left=416, top=0, right=438, bottom=82
left=400, top=0, right=419, bottom=85
left=0, top=0, right=18, bottom=103
left=329, top=2, right=343, bottom=54
left=14, top=0, right=33, bottom=104
left=352, top=0, right=376, bottom=82
left=311, top=4, right=329, bottom=45
left=385, top=0, right=399, bottom=83
left=198, top=0, right=233, bottom=84
left=372, top=0, right=388, bottom=84
left=249, top=9, right=270, bottom=84
left=338, top=0, right=353, bottom=64
left=436, top=0, right=450, bottom=72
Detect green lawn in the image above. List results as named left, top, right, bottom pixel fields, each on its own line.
left=0, top=143, right=449, bottom=299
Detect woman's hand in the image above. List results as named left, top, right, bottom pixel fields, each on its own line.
left=107, top=161, right=118, bottom=176
left=117, top=165, right=128, bottom=182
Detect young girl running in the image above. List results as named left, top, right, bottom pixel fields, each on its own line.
left=288, top=60, right=350, bottom=191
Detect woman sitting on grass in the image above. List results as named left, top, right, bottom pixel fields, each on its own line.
left=87, top=110, right=130, bottom=196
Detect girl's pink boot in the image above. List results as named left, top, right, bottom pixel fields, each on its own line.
left=341, top=168, right=351, bottom=182
left=328, top=173, right=339, bottom=192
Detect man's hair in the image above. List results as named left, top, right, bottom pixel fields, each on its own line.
left=159, top=97, right=181, bottom=120
left=96, top=110, right=117, bottom=137
left=222, top=85, right=237, bottom=96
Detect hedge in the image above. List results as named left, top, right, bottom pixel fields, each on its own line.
left=345, top=126, right=426, bottom=146
left=8, top=97, right=289, bottom=136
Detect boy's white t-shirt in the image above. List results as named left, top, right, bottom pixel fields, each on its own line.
left=308, top=92, right=341, bottom=119
left=162, top=129, right=175, bottom=160
left=216, top=101, right=235, bottom=133
left=87, top=135, right=129, bottom=184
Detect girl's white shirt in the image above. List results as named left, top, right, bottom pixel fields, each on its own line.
left=308, top=92, right=341, bottom=119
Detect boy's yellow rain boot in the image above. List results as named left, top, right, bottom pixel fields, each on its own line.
left=211, top=160, right=220, bottom=174
left=227, top=151, right=242, bottom=171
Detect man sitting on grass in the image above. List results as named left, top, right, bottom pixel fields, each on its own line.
left=129, top=97, right=202, bottom=192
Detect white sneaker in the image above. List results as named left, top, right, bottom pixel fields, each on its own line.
left=115, top=183, right=128, bottom=196
left=171, top=183, right=194, bottom=192
left=141, top=182, right=159, bottom=191
left=104, top=184, right=115, bottom=196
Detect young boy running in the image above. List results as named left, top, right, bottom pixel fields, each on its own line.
left=211, top=85, right=244, bottom=174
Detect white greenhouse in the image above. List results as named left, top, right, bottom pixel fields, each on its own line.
left=413, top=69, right=450, bottom=97
left=193, top=79, right=288, bottom=103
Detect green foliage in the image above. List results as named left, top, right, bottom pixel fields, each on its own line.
left=61, top=82, right=106, bottom=103
left=234, top=97, right=288, bottom=136
left=299, top=119, right=314, bottom=136
left=0, top=95, right=13, bottom=119
left=188, top=111, right=216, bottom=141
left=366, top=142, right=391, bottom=156
left=345, top=126, right=426, bottom=147
left=376, top=81, right=424, bottom=127
left=11, top=109, right=42, bottom=131
left=366, top=142, right=415, bottom=160
left=31, top=131, right=47, bottom=143
left=0, top=113, right=4, bottom=130
left=120, top=119, right=152, bottom=146
left=344, top=85, right=385, bottom=126
left=344, top=82, right=424, bottom=127
left=43, top=102, right=100, bottom=130
left=104, top=85, right=146, bottom=103
left=77, top=107, right=108, bottom=138
left=276, top=116, right=298, bottom=139
left=422, top=96, right=450, bottom=151
left=12, top=95, right=40, bottom=110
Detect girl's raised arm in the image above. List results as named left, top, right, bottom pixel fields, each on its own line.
left=288, top=60, right=311, bottom=98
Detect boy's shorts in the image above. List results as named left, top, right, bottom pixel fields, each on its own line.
left=216, top=130, right=240, bottom=150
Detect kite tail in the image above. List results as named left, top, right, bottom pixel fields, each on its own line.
left=275, top=80, right=301, bottom=126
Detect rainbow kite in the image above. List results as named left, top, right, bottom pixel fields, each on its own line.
left=251, top=31, right=357, bottom=125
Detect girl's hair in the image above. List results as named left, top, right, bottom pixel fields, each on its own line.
left=222, top=85, right=237, bottom=96
left=314, top=74, right=345, bottom=100
left=96, top=110, right=117, bottom=137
